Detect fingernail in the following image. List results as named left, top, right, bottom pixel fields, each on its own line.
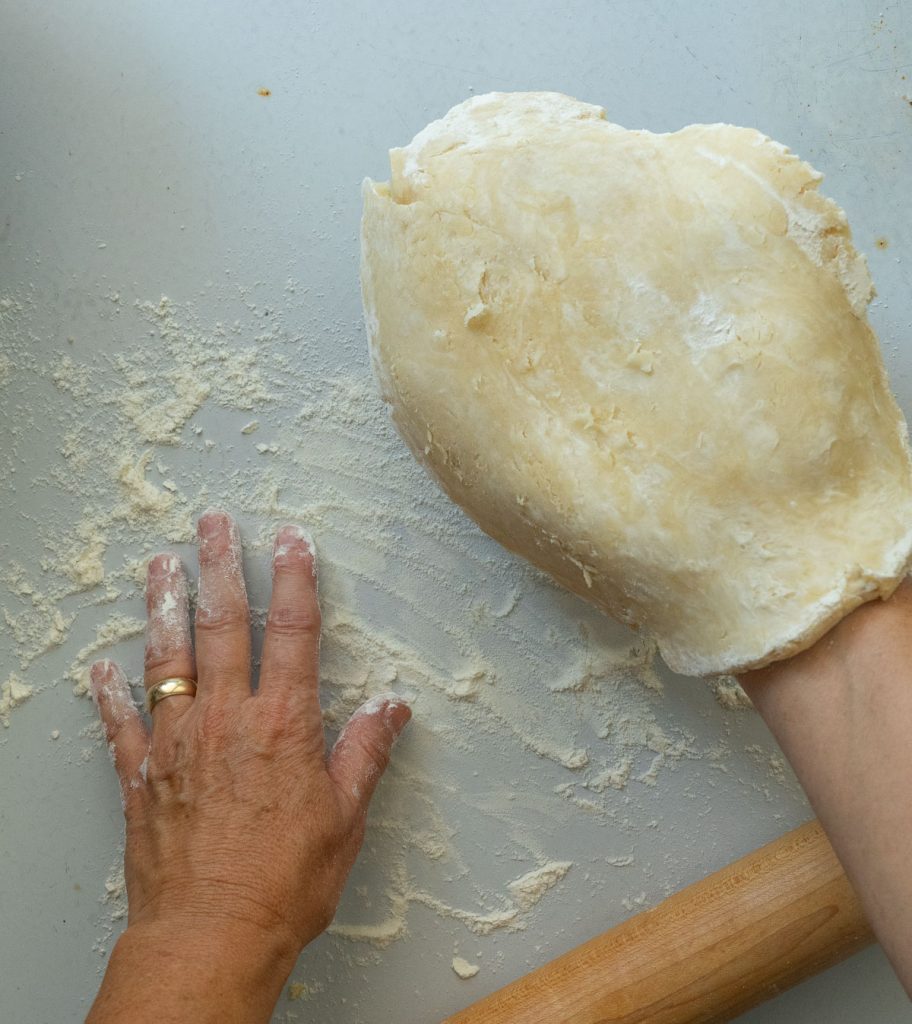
left=89, top=659, right=115, bottom=705
left=90, top=659, right=112, bottom=688
left=273, top=525, right=316, bottom=571
left=198, top=508, right=230, bottom=543
left=146, top=552, right=181, bottom=584
left=196, top=512, right=246, bottom=622
left=357, top=691, right=413, bottom=741
left=390, top=705, right=413, bottom=744
left=356, top=690, right=410, bottom=713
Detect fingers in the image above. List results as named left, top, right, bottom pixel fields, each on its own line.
left=144, top=553, right=195, bottom=725
left=90, top=659, right=150, bottom=791
left=259, top=526, right=321, bottom=699
left=327, top=693, right=412, bottom=818
left=195, top=510, right=251, bottom=701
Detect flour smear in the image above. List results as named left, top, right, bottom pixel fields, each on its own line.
left=0, top=284, right=803, bottom=1011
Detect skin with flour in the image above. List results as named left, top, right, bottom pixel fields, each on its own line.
left=86, top=512, right=411, bottom=1024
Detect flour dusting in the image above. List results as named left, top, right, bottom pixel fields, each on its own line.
left=0, top=285, right=804, bottom=1015
left=451, top=956, right=480, bottom=979
left=0, top=674, right=34, bottom=728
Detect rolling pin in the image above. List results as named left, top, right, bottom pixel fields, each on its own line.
left=443, top=820, right=873, bottom=1024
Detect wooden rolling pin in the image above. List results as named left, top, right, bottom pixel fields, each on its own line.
left=443, top=820, right=873, bottom=1024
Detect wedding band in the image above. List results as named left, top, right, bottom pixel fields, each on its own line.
left=147, top=677, right=198, bottom=712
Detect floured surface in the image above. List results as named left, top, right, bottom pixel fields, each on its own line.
left=0, top=285, right=810, bottom=1021
left=2, top=2, right=910, bottom=1022
left=0, top=673, right=34, bottom=727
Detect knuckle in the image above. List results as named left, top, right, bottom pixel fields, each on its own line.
left=272, top=560, right=314, bottom=581
left=194, top=606, right=250, bottom=634
left=255, top=694, right=295, bottom=740
left=254, top=696, right=324, bottom=757
left=354, top=732, right=391, bottom=777
left=144, top=648, right=186, bottom=675
left=149, top=699, right=194, bottom=736
left=122, top=775, right=149, bottom=815
left=358, top=733, right=391, bottom=770
left=195, top=698, right=232, bottom=739
left=266, top=602, right=321, bottom=635
left=103, top=716, right=128, bottom=745
left=144, top=755, right=176, bottom=787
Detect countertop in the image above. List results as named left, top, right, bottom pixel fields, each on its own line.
left=1, top=1, right=910, bottom=1021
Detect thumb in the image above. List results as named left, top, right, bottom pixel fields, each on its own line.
left=327, top=692, right=412, bottom=816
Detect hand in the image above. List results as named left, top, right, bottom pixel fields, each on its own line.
left=86, top=511, right=411, bottom=1024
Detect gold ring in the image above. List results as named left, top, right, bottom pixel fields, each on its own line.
left=147, top=677, right=198, bottom=712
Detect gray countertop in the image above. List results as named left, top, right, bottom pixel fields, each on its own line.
left=1, top=1, right=910, bottom=1021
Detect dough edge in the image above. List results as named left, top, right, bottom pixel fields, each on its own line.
left=673, top=543, right=912, bottom=678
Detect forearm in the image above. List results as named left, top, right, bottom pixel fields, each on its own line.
left=739, top=579, right=912, bottom=993
left=86, top=920, right=297, bottom=1024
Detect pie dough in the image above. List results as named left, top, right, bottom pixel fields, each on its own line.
left=360, top=91, right=912, bottom=676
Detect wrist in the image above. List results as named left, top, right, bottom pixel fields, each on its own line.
left=124, top=914, right=299, bottom=989
left=129, top=914, right=297, bottom=964
left=89, top=918, right=298, bottom=1024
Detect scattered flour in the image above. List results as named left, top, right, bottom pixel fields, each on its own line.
left=1, top=562, right=75, bottom=669
left=0, top=287, right=801, bottom=1004
left=287, top=980, right=323, bottom=1001
left=451, top=956, right=480, bottom=979
left=117, top=368, right=210, bottom=445
left=92, top=859, right=128, bottom=960
left=51, top=356, right=91, bottom=400
left=445, top=668, right=488, bottom=701
left=61, top=524, right=108, bottom=591
left=115, top=452, right=193, bottom=541
left=102, top=866, right=127, bottom=920
left=330, top=912, right=409, bottom=948
left=712, top=677, right=754, bottom=711
left=586, top=760, right=633, bottom=793
left=69, top=614, right=146, bottom=696
left=621, top=891, right=649, bottom=912
left=0, top=674, right=34, bottom=727
left=331, top=859, right=573, bottom=947
left=4, top=604, right=74, bottom=669
left=507, top=861, right=573, bottom=911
